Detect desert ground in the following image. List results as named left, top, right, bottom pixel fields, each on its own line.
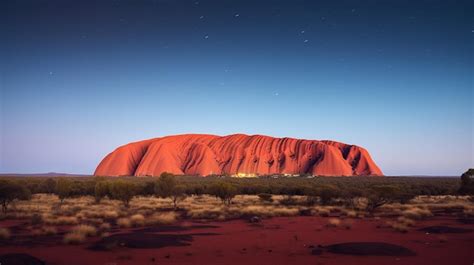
left=0, top=178, right=473, bottom=265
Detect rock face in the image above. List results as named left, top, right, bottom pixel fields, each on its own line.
left=94, top=134, right=383, bottom=177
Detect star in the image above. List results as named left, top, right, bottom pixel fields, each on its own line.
left=234, top=13, right=240, bottom=17
left=49, top=71, right=54, bottom=75
left=199, top=15, right=204, bottom=19
left=204, top=35, right=209, bottom=39
left=304, top=39, right=309, bottom=43
left=300, top=30, right=305, bottom=34
left=274, top=92, right=279, bottom=96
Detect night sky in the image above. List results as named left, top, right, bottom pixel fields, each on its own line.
left=1, top=0, right=473, bottom=175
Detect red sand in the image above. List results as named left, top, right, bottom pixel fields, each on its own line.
left=1, top=215, right=472, bottom=265
left=94, top=134, right=383, bottom=177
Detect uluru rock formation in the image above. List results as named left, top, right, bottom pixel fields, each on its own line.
left=94, top=134, right=383, bottom=177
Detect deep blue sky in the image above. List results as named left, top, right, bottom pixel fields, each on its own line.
left=1, top=0, right=472, bottom=176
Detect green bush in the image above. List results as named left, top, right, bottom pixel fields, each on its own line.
left=94, top=181, right=109, bottom=203
left=108, top=180, right=137, bottom=207
left=209, top=182, right=237, bottom=205
left=0, top=180, right=31, bottom=213
left=55, top=178, right=73, bottom=205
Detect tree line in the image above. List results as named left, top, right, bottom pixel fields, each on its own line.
left=0, top=169, right=472, bottom=213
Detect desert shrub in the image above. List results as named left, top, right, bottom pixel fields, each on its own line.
left=145, top=212, right=177, bottom=225
left=402, top=207, right=432, bottom=219
left=313, top=206, right=330, bottom=217
left=0, top=228, right=11, bottom=239
left=389, top=222, right=409, bottom=233
left=397, top=217, right=416, bottom=226
left=327, top=218, right=341, bottom=227
left=94, top=181, right=109, bottom=203
left=130, top=214, right=145, bottom=226
left=31, top=213, right=43, bottom=225
left=108, top=180, right=137, bottom=207
left=0, top=180, right=31, bottom=213
left=117, top=217, right=132, bottom=228
left=41, top=178, right=56, bottom=194
left=64, top=233, right=86, bottom=244
left=42, top=226, right=58, bottom=235
left=305, top=195, right=318, bottom=206
left=99, top=223, right=111, bottom=231
left=46, top=216, right=79, bottom=225
left=341, top=188, right=364, bottom=208
left=102, top=210, right=119, bottom=220
left=343, top=209, right=358, bottom=218
left=209, top=182, right=237, bottom=205
left=279, top=195, right=298, bottom=205
left=55, top=178, right=74, bottom=205
left=317, top=185, right=340, bottom=205
left=71, top=225, right=97, bottom=237
left=257, top=193, right=273, bottom=202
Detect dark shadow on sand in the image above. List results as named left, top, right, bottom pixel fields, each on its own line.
left=314, top=242, right=416, bottom=256
left=419, top=226, right=472, bottom=234
left=0, top=253, right=46, bottom=265
left=90, top=225, right=220, bottom=251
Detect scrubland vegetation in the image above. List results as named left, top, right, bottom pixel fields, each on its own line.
left=0, top=169, right=472, bottom=245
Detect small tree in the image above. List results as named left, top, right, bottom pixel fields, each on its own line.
left=170, top=185, right=186, bottom=209
left=0, top=181, right=31, bottom=214
left=155, top=174, right=186, bottom=208
left=365, top=185, right=401, bottom=213
left=55, top=178, right=73, bottom=205
left=109, top=180, right=136, bottom=207
left=155, top=174, right=177, bottom=198
left=209, top=182, right=237, bottom=205
left=94, top=181, right=109, bottom=203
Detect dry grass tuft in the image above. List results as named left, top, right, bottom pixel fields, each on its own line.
left=130, top=214, right=145, bottom=227
left=313, top=207, right=330, bottom=217
left=402, top=207, right=432, bottom=219
left=344, top=210, right=358, bottom=218
left=103, top=210, right=119, bottom=219
left=327, top=218, right=341, bottom=227
left=117, top=218, right=132, bottom=228
left=63, top=233, right=86, bottom=244
left=146, top=212, right=177, bottom=225
left=391, top=222, right=409, bottom=233
left=70, top=225, right=97, bottom=237
left=46, top=216, right=79, bottom=225
left=397, top=216, right=416, bottom=227
left=99, top=223, right=111, bottom=231
left=0, top=228, right=11, bottom=239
